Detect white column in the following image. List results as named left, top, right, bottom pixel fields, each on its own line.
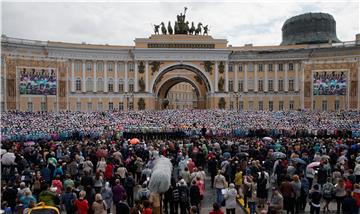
left=3, top=58, right=7, bottom=111
left=234, top=63, right=238, bottom=92
left=285, top=63, right=288, bottom=92
left=254, top=63, right=258, bottom=92
left=134, top=61, right=138, bottom=92
left=66, top=65, right=69, bottom=110
left=104, top=61, right=108, bottom=93
left=82, top=61, right=86, bottom=93
left=71, top=60, right=75, bottom=92
left=225, top=62, right=229, bottom=92
left=145, top=61, right=149, bottom=92
left=114, top=62, right=118, bottom=93
left=358, top=60, right=360, bottom=111
left=215, top=61, right=219, bottom=92
left=300, top=63, right=305, bottom=109
left=125, top=62, right=128, bottom=92
left=264, top=64, right=268, bottom=92
left=295, top=63, right=299, bottom=91
left=93, top=61, right=97, bottom=92
left=275, top=63, right=278, bottom=92
left=244, top=64, right=248, bottom=92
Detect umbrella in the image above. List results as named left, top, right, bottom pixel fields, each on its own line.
left=292, top=157, right=306, bottom=165
left=307, top=161, right=320, bottom=168
left=1, top=149, right=7, bottom=156
left=337, top=155, right=348, bottom=163
left=1, top=152, right=16, bottom=166
left=321, top=155, right=330, bottom=160
left=262, top=137, right=273, bottom=142
left=272, top=152, right=286, bottom=159
left=236, top=152, right=249, bottom=159
left=130, top=138, right=140, bottom=145
left=338, top=144, right=349, bottom=149
left=24, top=141, right=35, bottom=146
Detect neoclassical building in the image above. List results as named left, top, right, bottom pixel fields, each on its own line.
left=1, top=12, right=360, bottom=112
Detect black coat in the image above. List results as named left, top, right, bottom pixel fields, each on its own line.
left=189, top=185, right=201, bottom=205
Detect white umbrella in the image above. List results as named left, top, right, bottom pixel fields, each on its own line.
left=1, top=152, right=16, bottom=166
left=1, top=149, right=7, bottom=156
left=262, top=137, right=273, bottom=142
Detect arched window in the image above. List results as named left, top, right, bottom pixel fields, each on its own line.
left=108, top=78, right=114, bottom=92
left=97, top=78, right=104, bottom=92
left=75, top=78, right=81, bottom=91
left=86, top=78, right=93, bottom=92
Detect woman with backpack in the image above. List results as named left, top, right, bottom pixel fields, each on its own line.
left=322, top=178, right=334, bottom=212
left=92, top=193, right=107, bottom=214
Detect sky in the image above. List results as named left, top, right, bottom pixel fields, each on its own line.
left=1, top=0, right=359, bottom=47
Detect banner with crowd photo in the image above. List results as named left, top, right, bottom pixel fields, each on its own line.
left=313, top=71, right=347, bottom=96
left=19, top=68, right=57, bottom=95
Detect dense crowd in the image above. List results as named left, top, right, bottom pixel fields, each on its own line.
left=1, top=110, right=360, bottom=142
left=1, top=110, right=360, bottom=214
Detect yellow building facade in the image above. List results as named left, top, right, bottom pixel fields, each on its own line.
left=1, top=13, right=360, bottom=112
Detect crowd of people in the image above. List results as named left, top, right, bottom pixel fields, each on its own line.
left=1, top=110, right=360, bottom=214
left=1, top=110, right=360, bottom=142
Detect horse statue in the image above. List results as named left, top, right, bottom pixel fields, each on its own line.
left=168, top=21, right=173, bottom=35
left=195, top=23, right=202, bottom=35
left=174, top=21, right=180, bottom=34
left=154, top=24, right=160, bottom=34
left=189, top=22, right=195, bottom=35
left=161, top=22, right=167, bottom=35
left=203, top=25, right=209, bottom=35
left=184, top=21, right=190, bottom=34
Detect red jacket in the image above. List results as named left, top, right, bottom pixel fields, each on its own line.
left=142, top=208, right=153, bottom=214
left=353, top=191, right=360, bottom=206
left=209, top=210, right=224, bottom=214
left=74, top=199, right=88, bottom=214
left=104, top=163, right=113, bottom=180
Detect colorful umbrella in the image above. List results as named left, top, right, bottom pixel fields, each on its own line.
left=130, top=138, right=140, bottom=145
left=272, top=152, right=286, bottom=159
left=292, top=157, right=306, bottom=165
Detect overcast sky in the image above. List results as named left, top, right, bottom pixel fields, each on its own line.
left=1, top=0, right=359, bottom=46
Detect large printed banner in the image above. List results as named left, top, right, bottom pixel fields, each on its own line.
left=313, top=71, right=347, bottom=96
left=19, top=68, right=57, bottom=95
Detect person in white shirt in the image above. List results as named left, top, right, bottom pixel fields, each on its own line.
left=214, top=170, right=227, bottom=206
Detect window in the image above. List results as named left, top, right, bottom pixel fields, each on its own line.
left=129, top=102, right=134, bottom=110
left=230, top=101, right=234, bottom=110
left=118, top=81, right=124, bottom=93
left=98, top=102, right=103, bottom=111
left=279, top=101, right=284, bottom=110
left=238, top=80, right=243, bottom=92
left=229, top=80, right=233, bottom=92
left=289, top=79, right=294, bottom=91
left=248, top=63, right=254, bottom=72
left=322, top=100, right=327, bottom=111
left=1, top=77, right=4, bottom=95
left=97, top=78, right=104, bottom=92
left=289, top=63, right=294, bottom=71
left=313, top=100, right=316, bottom=110
left=108, top=63, right=113, bottom=72
left=258, top=64, right=263, bottom=72
left=108, top=79, right=114, bottom=92
left=268, top=64, right=273, bottom=72
left=247, top=79, right=254, bottom=91
left=238, top=64, right=243, bottom=72
left=86, top=62, right=92, bottom=71
left=129, top=62, right=134, bottom=72
left=258, top=101, right=263, bottom=111
left=118, top=62, right=124, bottom=72
left=41, top=102, right=46, bottom=111
left=248, top=101, right=254, bottom=110
left=0, top=102, right=4, bottom=112
left=53, top=102, right=57, bottom=112
left=75, top=62, right=81, bottom=71
left=87, top=102, right=92, bottom=112
left=258, top=80, right=263, bottom=91
left=278, top=63, right=284, bottom=71
left=335, top=100, right=340, bottom=111
left=76, top=79, right=81, bottom=91
left=239, top=101, right=244, bottom=111
left=109, top=102, right=114, bottom=111
left=86, top=78, right=93, bottom=92
left=269, top=101, right=273, bottom=111
left=119, top=102, right=124, bottom=111
left=228, top=63, right=233, bottom=72
left=76, top=102, right=81, bottom=111
left=98, top=62, right=104, bottom=72
left=268, top=80, right=274, bottom=91
left=278, top=79, right=284, bottom=91
left=129, top=82, right=134, bottom=93
left=27, top=102, right=33, bottom=112
left=289, top=100, right=294, bottom=110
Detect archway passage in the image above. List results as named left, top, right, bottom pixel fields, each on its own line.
left=166, top=82, right=197, bottom=109
left=153, top=65, right=210, bottom=110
